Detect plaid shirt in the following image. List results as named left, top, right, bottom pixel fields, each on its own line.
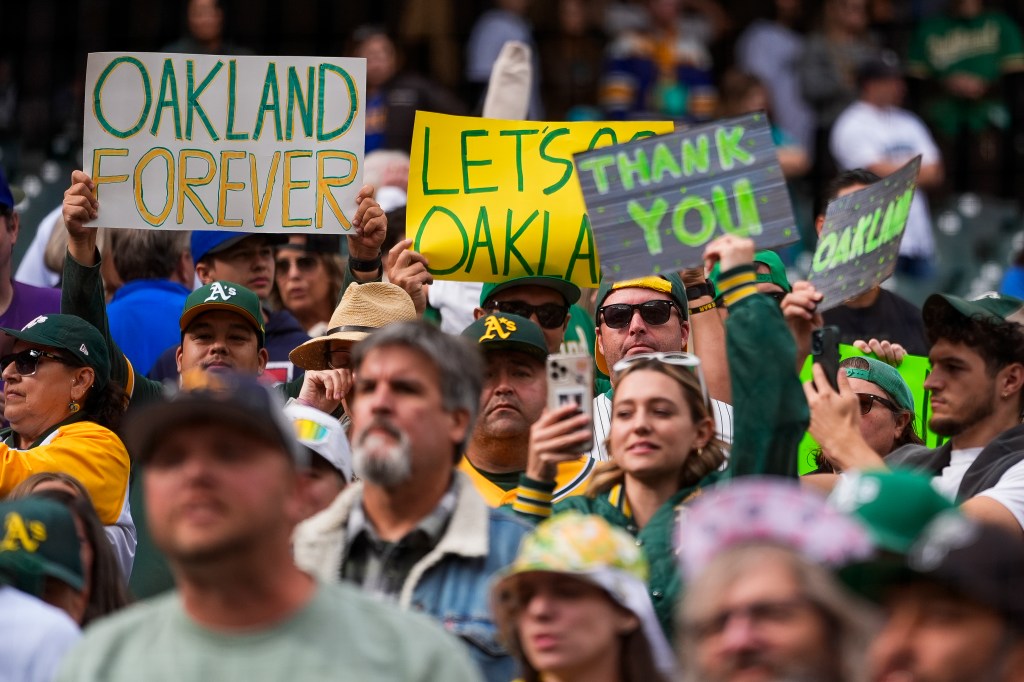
left=340, top=483, right=458, bottom=602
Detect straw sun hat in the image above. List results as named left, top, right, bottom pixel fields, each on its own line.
left=288, top=282, right=417, bottom=370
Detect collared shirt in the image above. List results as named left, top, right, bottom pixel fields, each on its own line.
left=340, top=482, right=459, bottom=602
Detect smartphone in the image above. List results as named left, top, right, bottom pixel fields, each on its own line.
left=811, top=325, right=841, bottom=391
left=546, top=352, right=594, bottom=453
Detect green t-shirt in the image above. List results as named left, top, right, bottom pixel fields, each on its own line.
left=57, top=582, right=483, bottom=682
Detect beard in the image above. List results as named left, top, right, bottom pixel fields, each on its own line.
left=352, top=418, right=412, bottom=488
left=700, top=650, right=841, bottom=682
left=930, top=392, right=996, bottom=437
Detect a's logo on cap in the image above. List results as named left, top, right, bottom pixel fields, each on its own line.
left=480, top=315, right=516, bottom=341
left=0, top=512, right=47, bottom=553
left=205, top=282, right=238, bottom=303
left=79, top=344, right=89, bottom=356
left=21, top=316, right=47, bottom=331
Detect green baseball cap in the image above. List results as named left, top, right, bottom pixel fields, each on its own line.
left=923, top=292, right=1024, bottom=331
left=479, top=276, right=582, bottom=307
left=843, top=356, right=915, bottom=413
left=0, top=314, right=111, bottom=390
left=828, top=469, right=956, bottom=554
left=708, top=250, right=791, bottom=293
left=180, top=281, right=265, bottom=348
left=461, top=312, right=548, bottom=361
left=594, top=273, right=688, bottom=375
left=0, top=497, right=84, bottom=597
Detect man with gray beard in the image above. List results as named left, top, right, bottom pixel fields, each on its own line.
left=292, top=321, right=531, bottom=682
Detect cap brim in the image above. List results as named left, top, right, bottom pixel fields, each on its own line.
left=288, top=334, right=361, bottom=371
left=479, top=340, right=547, bottom=362
left=207, top=233, right=287, bottom=257
left=484, top=277, right=582, bottom=306
left=179, top=302, right=263, bottom=337
left=125, top=394, right=290, bottom=463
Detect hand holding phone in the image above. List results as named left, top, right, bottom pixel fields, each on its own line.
left=810, top=325, right=841, bottom=391
left=546, top=352, right=594, bottom=453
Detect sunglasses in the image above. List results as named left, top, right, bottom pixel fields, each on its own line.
left=275, top=255, right=319, bottom=273
left=612, top=351, right=710, bottom=410
left=0, top=349, right=73, bottom=376
left=486, top=300, right=568, bottom=329
left=599, top=300, right=678, bottom=329
left=856, top=392, right=900, bottom=415
left=325, top=348, right=353, bottom=370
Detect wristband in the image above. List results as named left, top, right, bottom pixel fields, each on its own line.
left=349, top=253, right=382, bottom=272
left=689, top=300, right=718, bottom=315
left=685, top=281, right=716, bottom=302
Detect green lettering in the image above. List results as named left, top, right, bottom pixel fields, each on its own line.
left=849, top=218, right=868, bottom=260
left=565, top=215, right=597, bottom=285
left=226, top=60, right=249, bottom=141
left=863, top=209, right=883, bottom=251
left=150, top=60, right=183, bottom=139
left=576, top=155, right=615, bottom=195
left=587, top=127, right=618, bottom=151
left=540, top=128, right=573, bottom=195
left=185, top=60, right=221, bottom=141
left=537, top=212, right=558, bottom=277
left=713, top=179, right=762, bottom=237
left=828, top=226, right=852, bottom=269
left=286, top=66, right=315, bottom=140
left=617, top=149, right=651, bottom=192
left=461, top=130, right=497, bottom=194
left=672, top=196, right=716, bottom=247
left=503, top=209, right=537, bottom=276
left=879, top=202, right=896, bottom=243
left=253, top=63, right=283, bottom=141
left=94, top=56, right=151, bottom=139
left=317, top=63, right=358, bottom=141
left=465, top=207, right=498, bottom=275
left=413, top=206, right=469, bottom=276
left=420, top=127, right=458, bottom=195
left=626, top=197, right=668, bottom=255
left=715, top=126, right=754, bottom=170
left=650, top=143, right=682, bottom=184
left=629, top=130, right=659, bottom=142
left=681, top=136, right=710, bottom=175
left=499, top=128, right=539, bottom=192
left=812, top=233, right=837, bottom=273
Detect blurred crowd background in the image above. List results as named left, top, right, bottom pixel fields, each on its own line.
left=1, top=0, right=1023, bottom=305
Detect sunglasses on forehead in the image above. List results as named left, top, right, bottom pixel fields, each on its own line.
left=485, top=300, right=569, bottom=329
left=611, top=351, right=711, bottom=411
left=599, top=300, right=679, bottom=329
left=0, top=348, right=74, bottom=376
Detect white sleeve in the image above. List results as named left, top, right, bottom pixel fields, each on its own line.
left=14, top=205, right=62, bottom=288
left=976, top=459, right=1024, bottom=531
left=103, top=495, right=137, bottom=581
left=830, top=110, right=884, bottom=170
left=906, top=114, right=941, bottom=165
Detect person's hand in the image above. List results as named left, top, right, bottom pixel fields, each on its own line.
left=385, top=239, right=432, bottom=315
left=781, top=280, right=823, bottom=367
left=853, top=338, right=906, bottom=367
left=297, top=368, right=353, bottom=415
left=703, top=235, right=755, bottom=274
left=525, top=405, right=592, bottom=482
left=803, top=364, right=885, bottom=471
left=680, top=266, right=707, bottom=288
left=348, top=184, right=386, bottom=261
left=63, top=170, right=100, bottom=264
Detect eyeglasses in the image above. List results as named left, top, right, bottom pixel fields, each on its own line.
left=0, top=349, right=73, bottom=376
left=686, top=596, right=813, bottom=641
left=485, top=300, right=568, bottom=329
left=325, top=348, right=352, bottom=370
left=599, top=300, right=678, bottom=329
left=611, top=351, right=710, bottom=410
left=276, top=255, right=319, bottom=273
left=856, top=392, right=900, bottom=415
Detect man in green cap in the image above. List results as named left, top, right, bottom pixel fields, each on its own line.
left=475, top=275, right=587, bottom=355
left=805, top=291, right=1024, bottom=534
left=458, top=312, right=595, bottom=507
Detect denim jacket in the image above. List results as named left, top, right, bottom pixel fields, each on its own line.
left=292, top=472, right=530, bottom=682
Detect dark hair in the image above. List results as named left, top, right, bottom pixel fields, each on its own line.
left=83, top=380, right=129, bottom=433
left=817, top=169, right=882, bottom=218
left=717, top=69, right=765, bottom=118
left=110, top=229, right=190, bottom=282
left=348, top=24, right=393, bottom=56
left=7, top=481, right=132, bottom=625
left=927, top=310, right=1024, bottom=378
left=382, top=205, right=407, bottom=255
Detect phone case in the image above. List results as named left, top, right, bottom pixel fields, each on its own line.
left=546, top=352, right=594, bottom=452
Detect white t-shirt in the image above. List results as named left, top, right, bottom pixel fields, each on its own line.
left=931, top=447, right=1024, bottom=531
left=590, top=390, right=734, bottom=462
left=0, top=586, right=81, bottom=682
left=427, top=281, right=484, bottom=334
left=830, top=101, right=941, bottom=259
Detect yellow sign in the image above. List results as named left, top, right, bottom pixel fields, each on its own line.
left=408, top=113, right=673, bottom=288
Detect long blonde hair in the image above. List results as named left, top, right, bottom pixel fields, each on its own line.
left=589, top=358, right=726, bottom=497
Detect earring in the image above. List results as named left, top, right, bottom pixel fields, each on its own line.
left=68, top=400, right=81, bottom=413
left=696, top=446, right=704, bottom=458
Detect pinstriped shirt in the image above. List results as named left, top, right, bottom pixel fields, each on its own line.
left=589, top=390, right=734, bottom=462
